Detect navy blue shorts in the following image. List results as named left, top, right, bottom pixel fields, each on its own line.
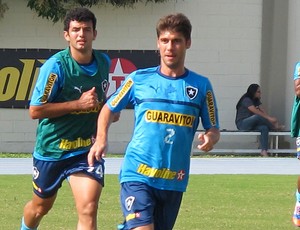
left=32, top=153, right=105, bottom=198
left=120, top=181, right=183, bottom=230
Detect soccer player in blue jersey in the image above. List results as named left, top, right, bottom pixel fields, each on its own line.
left=88, top=13, right=220, bottom=230
left=291, top=62, right=300, bottom=227
left=20, top=8, right=119, bottom=230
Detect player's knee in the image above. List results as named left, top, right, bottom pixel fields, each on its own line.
left=35, top=205, right=52, bottom=217
left=24, top=200, right=52, bottom=219
left=78, top=201, right=98, bottom=217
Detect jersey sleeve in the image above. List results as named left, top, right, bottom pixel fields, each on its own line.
left=200, top=79, right=219, bottom=130
left=106, top=73, right=135, bottom=112
left=30, top=57, right=64, bottom=106
left=294, top=62, right=300, bottom=80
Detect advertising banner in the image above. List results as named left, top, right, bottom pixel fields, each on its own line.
left=0, top=49, right=159, bottom=108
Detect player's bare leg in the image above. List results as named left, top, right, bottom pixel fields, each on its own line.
left=22, top=193, right=57, bottom=229
left=133, top=224, right=154, bottom=230
left=69, top=173, right=102, bottom=230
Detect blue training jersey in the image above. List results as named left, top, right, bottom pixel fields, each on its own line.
left=30, top=48, right=110, bottom=161
left=107, top=67, right=219, bottom=192
left=107, top=66, right=219, bottom=192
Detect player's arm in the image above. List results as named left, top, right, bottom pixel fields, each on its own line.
left=198, top=81, right=220, bottom=152
left=88, top=104, right=115, bottom=166
left=205, top=127, right=220, bottom=145
left=29, top=58, right=100, bottom=119
left=29, top=87, right=99, bottom=119
left=88, top=75, right=135, bottom=165
left=295, top=78, right=300, bottom=97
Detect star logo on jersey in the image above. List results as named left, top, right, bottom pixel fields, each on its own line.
left=166, top=84, right=176, bottom=94
left=177, top=170, right=185, bottom=180
left=186, top=86, right=198, bottom=100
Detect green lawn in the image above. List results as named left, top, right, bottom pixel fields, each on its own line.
left=0, top=174, right=297, bottom=230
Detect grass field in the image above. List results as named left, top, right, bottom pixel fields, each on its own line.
left=0, top=174, right=298, bottom=230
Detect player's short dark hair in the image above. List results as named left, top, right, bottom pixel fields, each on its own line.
left=64, top=7, right=97, bottom=32
left=156, top=13, right=192, bottom=41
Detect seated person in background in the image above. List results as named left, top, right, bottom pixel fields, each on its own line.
left=235, top=83, right=284, bottom=157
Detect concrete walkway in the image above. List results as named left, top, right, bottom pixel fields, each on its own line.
left=0, top=157, right=299, bottom=175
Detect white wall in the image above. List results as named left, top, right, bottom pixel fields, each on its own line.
left=1, top=0, right=286, bottom=153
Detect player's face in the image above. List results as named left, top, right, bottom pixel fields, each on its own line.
left=157, top=30, right=191, bottom=76
left=64, top=20, right=97, bottom=53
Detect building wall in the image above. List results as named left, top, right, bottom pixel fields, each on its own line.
left=1, top=0, right=294, bottom=153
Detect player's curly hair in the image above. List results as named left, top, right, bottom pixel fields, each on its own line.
left=64, top=7, right=97, bottom=32
left=156, top=13, right=192, bottom=41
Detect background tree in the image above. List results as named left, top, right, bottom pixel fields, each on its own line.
left=0, top=0, right=8, bottom=20
left=26, top=0, right=171, bottom=23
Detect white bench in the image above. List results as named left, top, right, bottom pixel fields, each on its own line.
left=191, top=130, right=294, bottom=156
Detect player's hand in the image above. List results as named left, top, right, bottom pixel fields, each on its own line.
left=197, top=133, right=214, bottom=152
left=78, top=87, right=99, bottom=110
left=88, top=140, right=107, bottom=166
